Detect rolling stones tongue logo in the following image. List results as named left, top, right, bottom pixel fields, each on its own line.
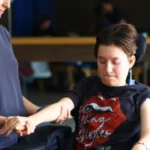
left=76, top=94, right=127, bottom=149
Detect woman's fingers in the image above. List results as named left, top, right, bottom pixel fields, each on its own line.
left=55, top=106, right=66, bottom=124
left=57, top=107, right=72, bottom=124
left=67, top=109, right=73, bottom=119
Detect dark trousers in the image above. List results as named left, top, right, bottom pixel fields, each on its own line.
left=2, top=125, right=72, bottom=150
left=66, top=132, right=76, bottom=150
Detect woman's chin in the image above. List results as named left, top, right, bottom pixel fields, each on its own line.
left=101, top=79, right=126, bottom=87
left=104, top=82, right=116, bottom=86
left=101, top=78, right=117, bottom=87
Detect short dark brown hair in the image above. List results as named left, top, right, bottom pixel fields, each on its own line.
left=94, top=23, right=137, bottom=58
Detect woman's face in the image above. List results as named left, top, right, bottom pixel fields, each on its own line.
left=97, top=44, right=135, bottom=86
left=0, top=0, right=10, bottom=16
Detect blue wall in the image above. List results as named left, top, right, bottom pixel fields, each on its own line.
left=12, top=0, right=55, bottom=36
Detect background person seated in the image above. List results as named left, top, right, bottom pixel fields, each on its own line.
left=33, top=14, right=56, bottom=37
left=93, top=0, right=126, bottom=34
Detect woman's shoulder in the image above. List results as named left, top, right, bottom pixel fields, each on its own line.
left=134, top=81, right=150, bottom=90
left=131, top=81, right=150, bottom=96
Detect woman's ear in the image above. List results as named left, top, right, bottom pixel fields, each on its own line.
left=129, top=55, right=136, bottom=68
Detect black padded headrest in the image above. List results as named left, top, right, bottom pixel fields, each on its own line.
left=135, top=35, right=147, bottom=63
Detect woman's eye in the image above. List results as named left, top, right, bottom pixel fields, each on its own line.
left=98, top=58, right=106, bottom=64
left=99, top=60, right=106, bottom=64
left=113, top=61, right=120, bottom=65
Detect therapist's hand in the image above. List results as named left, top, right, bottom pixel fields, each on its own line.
left=0, top=116, right=36, bottom=136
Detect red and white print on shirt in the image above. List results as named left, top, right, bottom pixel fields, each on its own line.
left=76, top=93, right=127, bottom=149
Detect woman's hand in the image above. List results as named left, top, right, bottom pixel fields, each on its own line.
left=54, top=106, right=72, bottom=124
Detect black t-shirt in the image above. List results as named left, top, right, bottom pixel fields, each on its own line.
left=0, top=26, right=26, bottom=149
left=66, top=76, right=150, bottom=150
